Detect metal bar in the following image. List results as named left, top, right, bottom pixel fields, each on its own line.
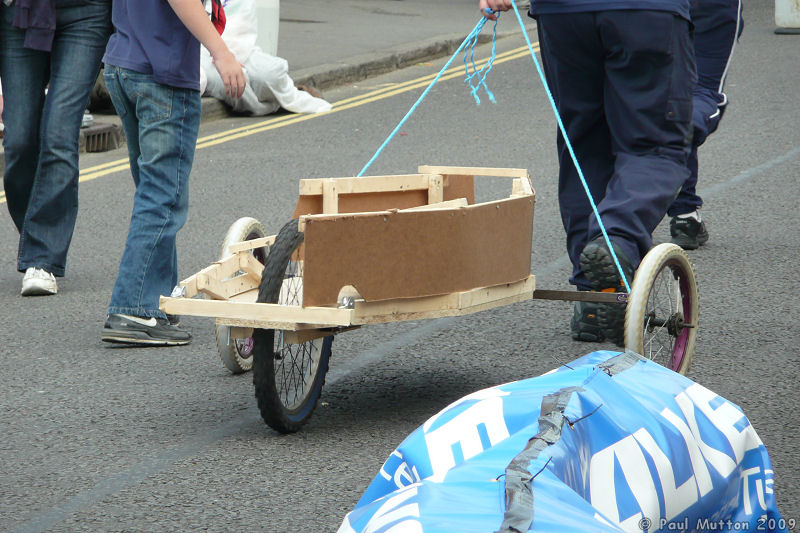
left=532, top=289, right=628, bottom=304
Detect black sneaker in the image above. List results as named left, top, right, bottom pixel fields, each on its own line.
left=570, top=300, right=605, bottom=342
left=670, top=216, right=708, bottom=250
left=579, top=238, right=635, bottom=346
left=102, top=313, right=192, bottom=346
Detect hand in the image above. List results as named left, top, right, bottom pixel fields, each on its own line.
left=479, top=0, right=513, bottom=20
left=212, top=49, right=246, bottom=99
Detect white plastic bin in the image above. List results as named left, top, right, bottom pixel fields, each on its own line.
left=255, top=0, right=280, bottom=55
left=775, top=0, right=800, bottom=33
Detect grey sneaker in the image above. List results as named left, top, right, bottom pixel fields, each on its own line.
left=21, top=267, right=58, bottom=296
left=670, top=216, right=709, bottom=250
left=102, top=313, right=191, bottom=346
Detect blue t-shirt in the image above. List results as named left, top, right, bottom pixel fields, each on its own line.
left=103, top=0, right=200, bottom=91
left=530, top=0, right=691, bottom=21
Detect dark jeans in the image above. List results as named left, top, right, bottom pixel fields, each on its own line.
left=668, top=0, right=744, bottom=217
left=536, top=10, right=696, bottom=290
left=104, top=66, right=201, bottom=319
left=0, top=0, right=111, bottom=276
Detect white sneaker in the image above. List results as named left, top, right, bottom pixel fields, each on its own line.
left=21, top=267, right=58, bottom=296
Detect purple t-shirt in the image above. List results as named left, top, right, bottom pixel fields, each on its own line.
left=103, top=0, right=200, bottom=91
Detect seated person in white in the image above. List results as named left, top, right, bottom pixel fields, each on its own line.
left=201, top=0, right=332, bottom=115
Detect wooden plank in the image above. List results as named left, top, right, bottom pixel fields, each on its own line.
left=177, top=252, right=244, bottom=299
left=427, top=174, right=444, bottom=204
left=322, top=178, right=339, bottom=214
left=350, top=276, right=535, bottom=325
left=196, top=272, right=229, bottom=300
left=238, top=252, right=265, bottom=282
left=282, top=326, right=360, bottom=345
left=400, top=198, right=468, bottom=212
left=299, top=174, right=432, bottom=195
left=418, top=165, right=529, bottom=179
left=226, top=235, right=275, bottom=254
left=159, top=296, right=354, bottom=329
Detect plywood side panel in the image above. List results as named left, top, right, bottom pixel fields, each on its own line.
left=301, top=195, right=534, bottom=307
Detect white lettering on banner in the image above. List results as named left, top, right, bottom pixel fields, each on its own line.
left=379, top=451, right=422, bottom=489
left=632, top=428, right=698, bottom=520
left=379, top=451, right=402, bottom=481
left=424, top=396, right=510, bottom=483
left=589, top=384, right=767, bottom=531
left=683, top=384, right=762, bottom=463
left=589, top=434, right=660, bottom=533
left=364, top=485, right=422, bottom=533
left=740, top=467, right=767, bottom=515
left=764, top=469, right=774, bottom=495
left=660, top=408, right=714, bottom=498
left=422, top=388, right=509, bottom=432
left=673, top=392, right=737, bottom=478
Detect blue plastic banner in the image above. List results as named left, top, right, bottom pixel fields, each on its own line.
left=338, top=351, right=788, bottom=533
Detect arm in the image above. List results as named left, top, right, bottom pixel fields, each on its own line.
left=479, top=0, right=513, bottom=20
left=167, top=0, right=246, bottom=98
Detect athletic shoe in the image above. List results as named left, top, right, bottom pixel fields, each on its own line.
left=579, top=238, right=635, bottom=346
left=101, top=313, right=192, bottom=346
left=570, top=300, right=605, bottom=342
left=670, top=216, right=709, bottom=250
left=21, top=267, right=58, bottom=296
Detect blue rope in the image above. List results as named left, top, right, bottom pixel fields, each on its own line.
left=463, top=13, right=499, bottom=104
left=508, top=3, right=631, bottom=292
left=356, top=18, right=486, bottom=178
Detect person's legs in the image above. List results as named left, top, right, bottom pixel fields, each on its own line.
left=16, top=1, right=112, bottom=278
left=105, top=68, right=200, bottom=323
left=595, top=9, right=696, bottom=266
left=536, top=13, right=615, bottom=291
left=537, top=14, right=625, bottom=342
left=0, top=6, right=48, bottom=233
left=668, top=0, right=743, bottom=247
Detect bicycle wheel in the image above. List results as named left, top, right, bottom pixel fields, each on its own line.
left=214, top=217, right=269, bottom=374
left=252, top=219, right=333, bottom=433
left=625, top=243, right=698, bottom=375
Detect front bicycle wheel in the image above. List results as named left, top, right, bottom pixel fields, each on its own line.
left=214, top=217, right=269, bottom=374
left=624, top=243, right=698, bottom=375
left=252, top=219, right=333, bottom=433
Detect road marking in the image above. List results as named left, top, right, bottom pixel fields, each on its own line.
left=0, top=45, right=534, bottom=204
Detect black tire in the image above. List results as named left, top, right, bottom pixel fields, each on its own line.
left=252, top=219, right=333, bottom=433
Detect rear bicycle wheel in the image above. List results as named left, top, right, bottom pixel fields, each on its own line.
left=624, top=243, right=698, bottom=375
left=214, top=217, right=269, bottom=374
left=252, top=219, right=333, bottom=433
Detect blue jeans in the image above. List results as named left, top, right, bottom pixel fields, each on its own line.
left=0, top=0, right=111, bottom=276
left=104, top=66, right=201, bottom=319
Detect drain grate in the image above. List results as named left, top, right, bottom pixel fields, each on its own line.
left=80, top=123, right=124, bottom=153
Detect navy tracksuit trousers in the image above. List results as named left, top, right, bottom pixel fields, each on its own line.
left=668, top=0, right=744, bottom=216
left=536, top=10, right=697, bottom=290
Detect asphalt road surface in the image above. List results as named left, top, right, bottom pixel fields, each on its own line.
left=1, top=3, right=797, bottom=531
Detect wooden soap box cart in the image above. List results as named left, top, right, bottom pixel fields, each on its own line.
left=160, top=166, right=698, bottom=433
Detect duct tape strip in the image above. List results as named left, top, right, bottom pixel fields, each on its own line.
left=596, top=350, right=645, bottom=376
left=495, top=386, right=584, bottom=533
